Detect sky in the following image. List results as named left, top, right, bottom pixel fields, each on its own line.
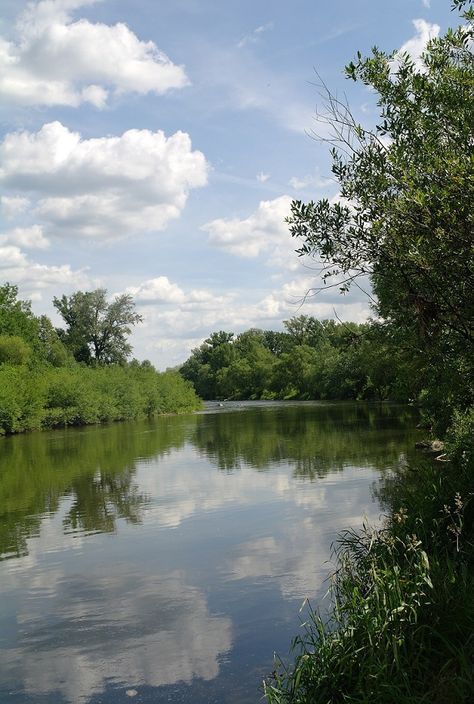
left=0, top=0, right=456, bottom=368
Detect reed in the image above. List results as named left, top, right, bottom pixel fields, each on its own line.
left=264, top=411, right=474, bottom=703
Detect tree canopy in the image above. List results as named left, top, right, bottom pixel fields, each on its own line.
left=0, top=283, right=39, bottom=344
left=288, top=1, right=474, bottom=431
left=53, top=289, right=143, bottom=365
left=179, top=317, right=409, bottom=402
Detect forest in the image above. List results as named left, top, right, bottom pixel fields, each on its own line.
left=179, top=316, right=417, bottom=403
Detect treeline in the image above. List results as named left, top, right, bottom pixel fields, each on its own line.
left=180, top=316, right=416, bottom=402
left=0, top=283, right=200, bottom=435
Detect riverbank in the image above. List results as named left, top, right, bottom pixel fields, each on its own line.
left=264, top=409, right=474, bottom=703
left=0, top=363, right=202, bottom=435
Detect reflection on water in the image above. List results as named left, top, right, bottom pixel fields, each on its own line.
left=0, top=402, right=418, bottom=703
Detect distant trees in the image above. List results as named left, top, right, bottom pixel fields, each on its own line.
left=53, top=289, right=143, bottom=365
left=180, top=317, right=406, bottom=401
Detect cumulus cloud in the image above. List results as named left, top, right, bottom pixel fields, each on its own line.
left=125, top=276, right=229, bottom=308
left=0, top=235, right=87, bottom=298
left=202, top=195, right=293, bottom=261
left=396, top=19, right=440, bottom=70
left=0, top=224, right=49, bottom=249
left=1, top=195, right=30, bottom=219
left=0, top=0, right=189, bottom=108
left=128, top=271, right=371, bottom=369
left=0, top=121, right=209, bottom=239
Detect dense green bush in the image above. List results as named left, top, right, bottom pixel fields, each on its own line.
left=0, top=364, right=201, bottom=435
left=0, top=366, right=45, bottom=434
left=0, top=335, right=32, bottom=366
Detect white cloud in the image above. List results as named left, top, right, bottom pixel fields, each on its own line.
left=0, top=238, right=87, bottom=299
left=256, top=171, right=270, bottom=183
left=0, top=0, right=189, bottom=108
left=396, top=19, right=440, bottom=70
left=127, top=270, right=372, bottom=369
left=421, top=0, right=431, bottom=7
left=0, top=121, right=209, bottom=239
left=0, top=244, right=28, bottom=268
left=1, top=195, right=30, bottom=219
left=202, top=195, right=293, bottom=260
left=237, top=21, right=273, bottom=49
left=125, top=276, right=225, bottom=308
left=0, top=224, right=49, bottom=249
left=289, top=172, right=333, bottom=191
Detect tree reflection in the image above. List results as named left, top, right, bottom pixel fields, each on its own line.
left=192, top=403, right=418, bottom=476
left=0, top=404, right=419, bottom=560
left=0, top=415, right=195, bottom=559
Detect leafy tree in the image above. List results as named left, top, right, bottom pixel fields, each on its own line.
left=180, top=331, right=236, bottom=398
left=53, top=289, right=143, bottom=365
left=262, top=330, right=293, bottom=356
left=287, top=2, right=474, bottom=431
left=0, top=283, right=39, bottom=343
left=37, top=315, right=71, bottom=367
left=283, top=315, right=324, bottom=347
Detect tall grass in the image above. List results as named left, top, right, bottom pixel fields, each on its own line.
left=264, top=413, right=474, bottom=704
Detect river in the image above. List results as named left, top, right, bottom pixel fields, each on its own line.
left=0, top=401, right=418, bottom=703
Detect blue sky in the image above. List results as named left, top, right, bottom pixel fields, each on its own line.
left=0, top=0, right=455, bottom=367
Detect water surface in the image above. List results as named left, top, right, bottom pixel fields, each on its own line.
left=0, top=402, right=418, bottom=703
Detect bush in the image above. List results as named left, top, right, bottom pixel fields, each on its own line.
left=0, top=335, right=32, bottom=366
left=0, top=366, right=45, bottom=433
left=0, top=363, right=201, bottom=434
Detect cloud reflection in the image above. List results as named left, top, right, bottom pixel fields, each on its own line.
left=1, top=569, right=232, bottom=702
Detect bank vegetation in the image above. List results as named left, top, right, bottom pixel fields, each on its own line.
left=263, top=2, right=474, bottom=702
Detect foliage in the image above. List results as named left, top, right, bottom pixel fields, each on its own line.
left=0, top=335, right=32, bottom=365
left=37, top=315, right=73, bottom=367
left=0, top=284, right=200, bottom=435
left=287, top=3, right=474, bottom=433
left=0, top=363, right=201, bottom=435
left=264, top=4, right=474, bottom=703
left=180, top=317, right=412, bottom=401
left=53, top=288, right=143, bottom=365
left=0, top=365, right=45, bottom=434
left=0, top=283, right=39, bottom=345
left=265, top=526, right=474, bottom=704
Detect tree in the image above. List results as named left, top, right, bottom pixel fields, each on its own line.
left=288, top=1, right=474, bottom=431
left=283, top=315, right=324, bottom=347
left=37, top=315, right=71, bottom=367
left=53, top=289, right=143, bottom=365
left=0, top=283, right=39, bottom=343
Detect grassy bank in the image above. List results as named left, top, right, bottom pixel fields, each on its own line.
left=264, top=409, right=474, bottom=703
left=0, top=363, right=202, bottom=435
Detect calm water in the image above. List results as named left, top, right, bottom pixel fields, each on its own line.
left=0, top=402, right=418, bottom=704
